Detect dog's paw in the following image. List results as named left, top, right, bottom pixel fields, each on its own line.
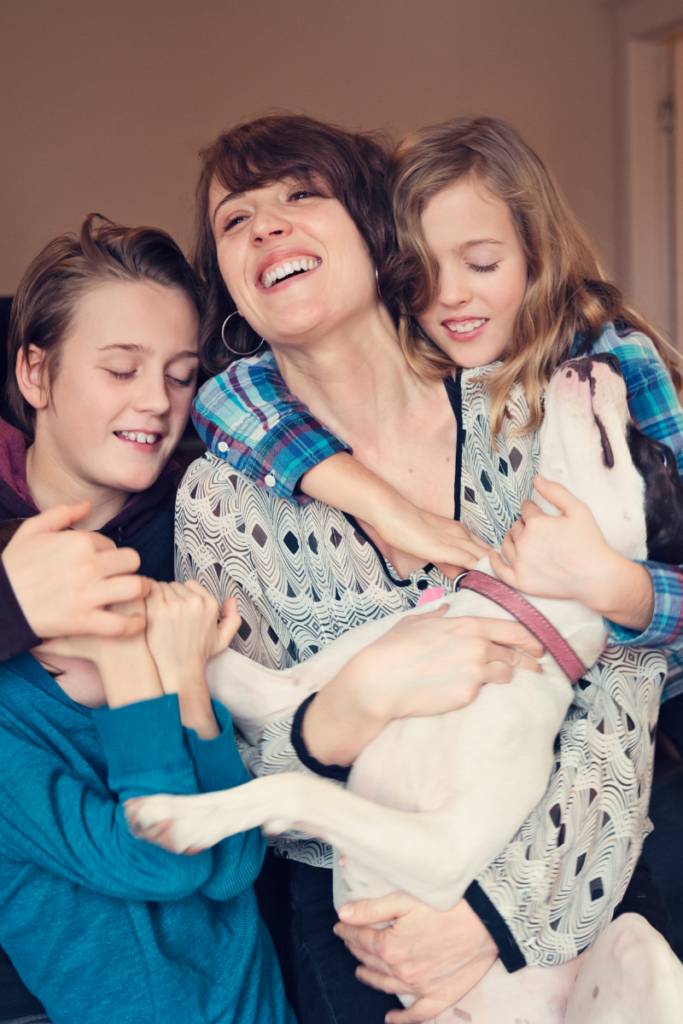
left=125, top=795, right=201, bottom=854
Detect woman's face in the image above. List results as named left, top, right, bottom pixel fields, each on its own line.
left=416, top=178, right=528, bottom=368
left=209, top=176, right=377, bottom=347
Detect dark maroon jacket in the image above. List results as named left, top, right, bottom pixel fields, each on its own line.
left=0, top=416, right=178, bottom=662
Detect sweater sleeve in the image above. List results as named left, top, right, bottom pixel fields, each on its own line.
left=191, top=350, right=350, bottom=503
left=0, top=693, right=216, bottom=900
left=0, top=558, right=40, bottom=662
left=182, top=700, right=266, bottom=900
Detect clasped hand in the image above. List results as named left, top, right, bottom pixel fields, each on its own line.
left=38, top=580, right=241, bottom=736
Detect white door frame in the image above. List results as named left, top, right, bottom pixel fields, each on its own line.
left=612, top=0, right=683, bottom=347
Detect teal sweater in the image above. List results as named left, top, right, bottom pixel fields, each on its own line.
left=0, top=653, right=294, bottom=1024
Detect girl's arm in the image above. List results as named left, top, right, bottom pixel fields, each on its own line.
left=194, top=353, right=489, bottom=574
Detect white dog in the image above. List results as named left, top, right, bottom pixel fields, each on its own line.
left=129, top=355, right=683, bottom=1022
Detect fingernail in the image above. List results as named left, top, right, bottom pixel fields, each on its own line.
left=338, top=904, right=352, bottom=920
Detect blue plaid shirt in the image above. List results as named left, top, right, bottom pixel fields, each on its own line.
left=192, top=324, right=683, bottom=700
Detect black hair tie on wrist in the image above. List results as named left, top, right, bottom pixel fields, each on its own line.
left=291, top=693, right=351, bottom=783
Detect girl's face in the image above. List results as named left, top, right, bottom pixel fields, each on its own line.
left=27, top=279, right=199, bottom=497
left=209, top=176, right=377, bottom=348
left=416, top=178, right=528, bottom=368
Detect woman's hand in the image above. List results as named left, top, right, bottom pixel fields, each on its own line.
left=145, top=582, right=241, bottom=738
left=333, top=891, right=498, bottom=1023
left=490, top=476, right=655, bottom=630
left=302, top=606, right=543, bottom=767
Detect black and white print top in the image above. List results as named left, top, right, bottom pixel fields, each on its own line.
left=175, top=361, right=664, bottom=968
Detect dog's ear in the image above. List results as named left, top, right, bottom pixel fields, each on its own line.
left=627, top=426, right=683, bottom=564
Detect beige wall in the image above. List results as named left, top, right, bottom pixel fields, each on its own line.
left=0, top=0, right=616, bottom=294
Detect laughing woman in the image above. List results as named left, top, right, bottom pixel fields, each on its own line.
left=176, top=115, right=676, bottom=1024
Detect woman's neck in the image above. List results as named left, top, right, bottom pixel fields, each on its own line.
left=26, top=437, right=129, bottom=530
left=271, top=304, right=435, bottom=449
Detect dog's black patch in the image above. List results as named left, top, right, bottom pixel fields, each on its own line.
left=627, top=425, right=683, bottom=564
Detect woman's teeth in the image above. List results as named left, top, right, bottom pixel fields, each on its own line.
left=118, top=431, right=160, bottom=444
left=262, top=258, right=321, bottom=289
left=446, top=319, right=487, bottom=334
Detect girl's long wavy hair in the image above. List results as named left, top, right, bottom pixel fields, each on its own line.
left=390, top=116, right=682, bottom=436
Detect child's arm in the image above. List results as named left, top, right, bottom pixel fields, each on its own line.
left=302, top=452, right=490, bottom=573
left=143, top=580, right=241, bottom=739
left=20, top=597, right=261, bottom=902
left=0, top=502, right=149, bottom=662
left=195, top=353, right=490, bottom=574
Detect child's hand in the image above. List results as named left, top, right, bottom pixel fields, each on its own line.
left=490, top=475, right=654, bottom=630
left=374, top=504, right=491, bottom=578
left=37, top=598, right=150, bottom=666
left=144, top=582, right=241, bottom=738
left=2, top=502, right=150, bottom=640
left=37, top=597, right=164, bottom=709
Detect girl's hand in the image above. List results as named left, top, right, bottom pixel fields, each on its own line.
left=490, top=476, right=655, bottom=629
left=37, top=597, right=163, bottom=708
left=374, top=505, right=491, bottom=578
left=37, top=598, right=151, bottom=667
left=302, top=607, right=543, bottom=767
left=2, top=502, right=150, bottom=639
left=333, top=891, right=498, bottom=1023
left=145, top=582, right=241, bottom=737
left=301, top=452, right=490, bottom=577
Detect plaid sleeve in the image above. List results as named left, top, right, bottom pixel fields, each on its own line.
left=191, top=351, right=351, bottom=504
left=588, top=327, right=683, bottom=656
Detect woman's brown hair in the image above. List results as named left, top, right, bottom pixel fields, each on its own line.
left=6, top=213, right=204, bottom=435
left=193, top=114, right=397, bottom=375
left=390, top=116, right=682, bottom=436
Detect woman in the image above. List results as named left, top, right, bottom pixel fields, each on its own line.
left=176, top=115, right=671, bottom=1023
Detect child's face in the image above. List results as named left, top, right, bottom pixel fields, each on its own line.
left=33, top=280, right=199, bottom=496
left=416, top=178, right=528, bottom=368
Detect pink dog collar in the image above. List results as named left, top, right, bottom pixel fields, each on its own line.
left=455, top=570, right=587, bottom=684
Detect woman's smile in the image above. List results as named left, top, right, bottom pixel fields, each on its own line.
left=256, top=248, right=322, bottom=291
left=210, top=176, right=378, bottom=344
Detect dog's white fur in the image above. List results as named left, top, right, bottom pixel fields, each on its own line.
left=130, top=360, right=683, bottom=1021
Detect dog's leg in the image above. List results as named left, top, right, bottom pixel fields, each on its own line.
left=205, top=604, right=420, bottom=744
left=128, top=705, right=556, bottom=914
left=127, top=773, right=463, bottom=906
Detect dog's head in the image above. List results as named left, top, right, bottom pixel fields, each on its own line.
left=538, top=354, right=683, bottom=563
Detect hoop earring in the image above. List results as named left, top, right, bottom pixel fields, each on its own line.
left=221, top=311, right=265, bottom=357
left=375, top=266, right=382, bottom=299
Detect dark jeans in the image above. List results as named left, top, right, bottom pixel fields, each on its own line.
left=0, top=946, right=45, bottom=1024
left=256, top=850, right=403, bottom=1024
left=658, top=692, right=683, bottom=758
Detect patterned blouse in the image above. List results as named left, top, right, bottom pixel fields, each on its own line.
left=178, top=326, right=671, bottom=969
